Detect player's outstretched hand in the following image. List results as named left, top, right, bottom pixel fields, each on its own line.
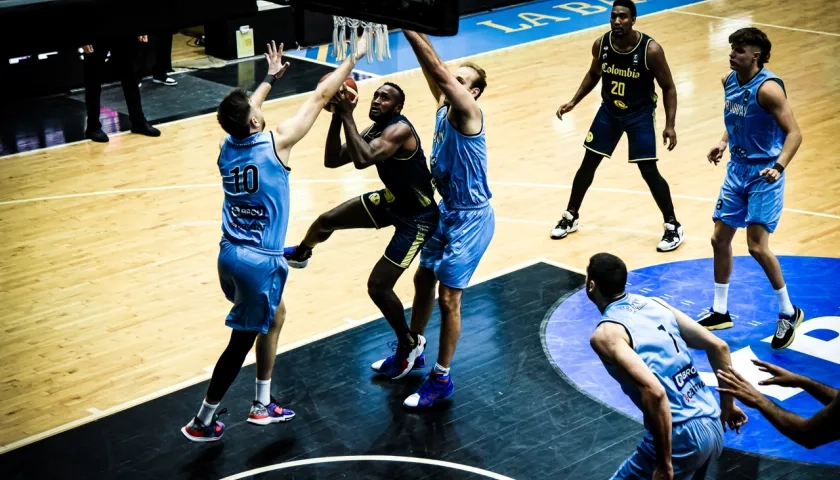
left=707, top=141, right=726, bottom=165
left=556, top=101, right=576, bottom=120
left=716, top=367, right=766, bottom=409
left=265, top=41, right=291, bottom=79
left=753, top=359, right=803, bottom=388
left=662, top=126, right=677, bottom=151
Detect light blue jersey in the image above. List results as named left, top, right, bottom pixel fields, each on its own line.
left=218, top=131, right=291, bottom=253
left=599, top=294, right=720, bottom=426
left=723, top=68, right=786, bottom=164
left=429, top=106, right=492, bottom=209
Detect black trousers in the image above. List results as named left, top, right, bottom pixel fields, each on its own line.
left=83, top=38, right=146, bottom=130
left=152, top=32, right=174, bottom=79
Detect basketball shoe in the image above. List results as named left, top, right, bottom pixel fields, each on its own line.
left=181, top=408, right=227, bottom=443
left=403, top=371, right=454, bottom=408
left=771, top=306, right=804, bottom=350
left=371, top=340, right=427, bottom=376
left=657, top=221, right=684, bottom=252
left=283, top=245, right=311, bottom=269
left=698, top=309, right=734, bottom=330
left=371, top=334, right=426, bottom=380
left=247, top=397, right=295, bottom=425
left=550, top=210, right=579, bottom=240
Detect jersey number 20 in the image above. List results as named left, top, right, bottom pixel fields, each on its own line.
left=610, top=81, right=626, bottom=97
left=229, top=165, right=259, bottom=194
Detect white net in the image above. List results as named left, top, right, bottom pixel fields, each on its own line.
left=332, top=16, right=391, bottom=63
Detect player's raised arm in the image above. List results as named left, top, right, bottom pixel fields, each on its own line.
left=757, top=79, right=802, bottom=182
left=646, top=40, right=677, bottom=150
left=415, top=33, right=445, bottom=105
left=402, top=30, right=480, bottom=120
left=273, top=38, right=368, bottom=157
left=590, top=322, right=673, bottom=476
left=556, top=38, right=603, bottom=120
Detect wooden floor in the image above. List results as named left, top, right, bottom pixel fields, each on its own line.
left=1, top=0, right=839, bottom=450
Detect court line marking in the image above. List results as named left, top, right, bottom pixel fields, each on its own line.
left=289, top=52, right=383, bottom=78
left=0, top=256, right=547, bottom=454
left=0, top=0, right=711, bottom=159
left=671, top=10, right=840, bottom=37
left=218, top=455, right=514, bottom=480
left=3, top=179, right=838, bottom=220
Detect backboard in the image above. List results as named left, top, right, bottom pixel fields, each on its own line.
left=288, top=0, right=459, bottom=36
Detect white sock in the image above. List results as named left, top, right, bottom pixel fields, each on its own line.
left=775, top=286, right=795, bottom=316
left=256, top=379, right=271, bottom=406
left=713, top=283, right=729, bottom=314
left=197, top=400, right=218, bottom=425
left=433, top=363, right=450, bottom=376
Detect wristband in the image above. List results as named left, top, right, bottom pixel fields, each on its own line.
left=772, top=162, right=784, bottom=174
left=263, top=74, right=276, bottom=86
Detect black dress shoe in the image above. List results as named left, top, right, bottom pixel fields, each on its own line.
left=130, top=121, right=161, bottom=137
left=86, top=128, right=109, bottom=143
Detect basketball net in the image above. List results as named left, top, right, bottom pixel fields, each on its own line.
left=332, top=16, right=391, bottom=63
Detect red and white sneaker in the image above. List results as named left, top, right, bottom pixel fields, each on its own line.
left=247, top=397, right=295, bottom=425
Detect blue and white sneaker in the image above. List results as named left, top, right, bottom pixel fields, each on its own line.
left=283, top=245, right=311, bottom=269
left=403, top=371, right=454, bottom=408
left=247, top=397, right=295, bottom=425
left=371, top=340, right=427, bottom=376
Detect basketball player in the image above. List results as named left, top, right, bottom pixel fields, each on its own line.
left=552, top=0, right=684, bottom=253
left=586, top=253, right=748, bottom=479
left=376, top=30, right=495, bottom=408
left=700, top=27, right=804, bottom=350
left=283, top=82, right=438, bottom=380
left=716, top=359, right=840, bottom=449
left=181, top=39, right=367, bottom=442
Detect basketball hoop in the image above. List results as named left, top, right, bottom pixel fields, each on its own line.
left=332, top=16, right=391, bottom=63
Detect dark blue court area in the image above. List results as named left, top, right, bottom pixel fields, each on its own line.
left=2, top=261, right=838, bottom=479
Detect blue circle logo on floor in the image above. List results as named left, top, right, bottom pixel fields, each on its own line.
left=543, top=255, right=840, bottom=466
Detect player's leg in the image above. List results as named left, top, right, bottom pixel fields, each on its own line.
left=550, top=105, right=621, bottom=239
left=743, top=168, right=803, bottom=349
left=404, top=206, right=495, bottom=408
left=700, top=164, right=747, bottom=331
left=285, top=191, right=385, bottom=268
left=625, top=107, right=682, bottom=251
left=370, top=211, right=439, bottom=378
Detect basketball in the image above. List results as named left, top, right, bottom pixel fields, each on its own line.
left=319, top=73, right=359, bottom=112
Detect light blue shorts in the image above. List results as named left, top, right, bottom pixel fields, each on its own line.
left=712, top=160, right=785, bottom=233
left=218, top=238, right=288, bottom=335
left=611, top=415, right=724, bottom=480
left=418, top=202, right=495, bottom=289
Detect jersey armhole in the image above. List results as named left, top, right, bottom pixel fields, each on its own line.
left=392, top=120, right=420, bottom=161
left=597, top=319, right=635, bottom=350
left=269, top=131, right=291, bottom=172
left=643, top=38, right=652, bottom=70
left=445, top=107, right=484, bottom=138
left=756, top=77, right=786, bottom=111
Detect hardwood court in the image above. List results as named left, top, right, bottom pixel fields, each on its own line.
left=1, top=0, right=839, bottom=452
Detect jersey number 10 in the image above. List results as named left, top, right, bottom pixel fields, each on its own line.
left=610, top=81, right=626, bottom=97
left=229, top=165, right=260, bottom=194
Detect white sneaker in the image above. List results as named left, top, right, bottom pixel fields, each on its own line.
left=550, top=211, right=579, bottom=239
left=656, top=222, right=684, bottom=252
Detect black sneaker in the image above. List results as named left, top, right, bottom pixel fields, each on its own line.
left=283, top=245, right=311, bottom=269
left=550, top=210, right=579, bottom=239
left=771, top=306, right=804, bottom=350
left=698, top=309, right=733, bottom=330
left=657, top=221, right=684, bottom=252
